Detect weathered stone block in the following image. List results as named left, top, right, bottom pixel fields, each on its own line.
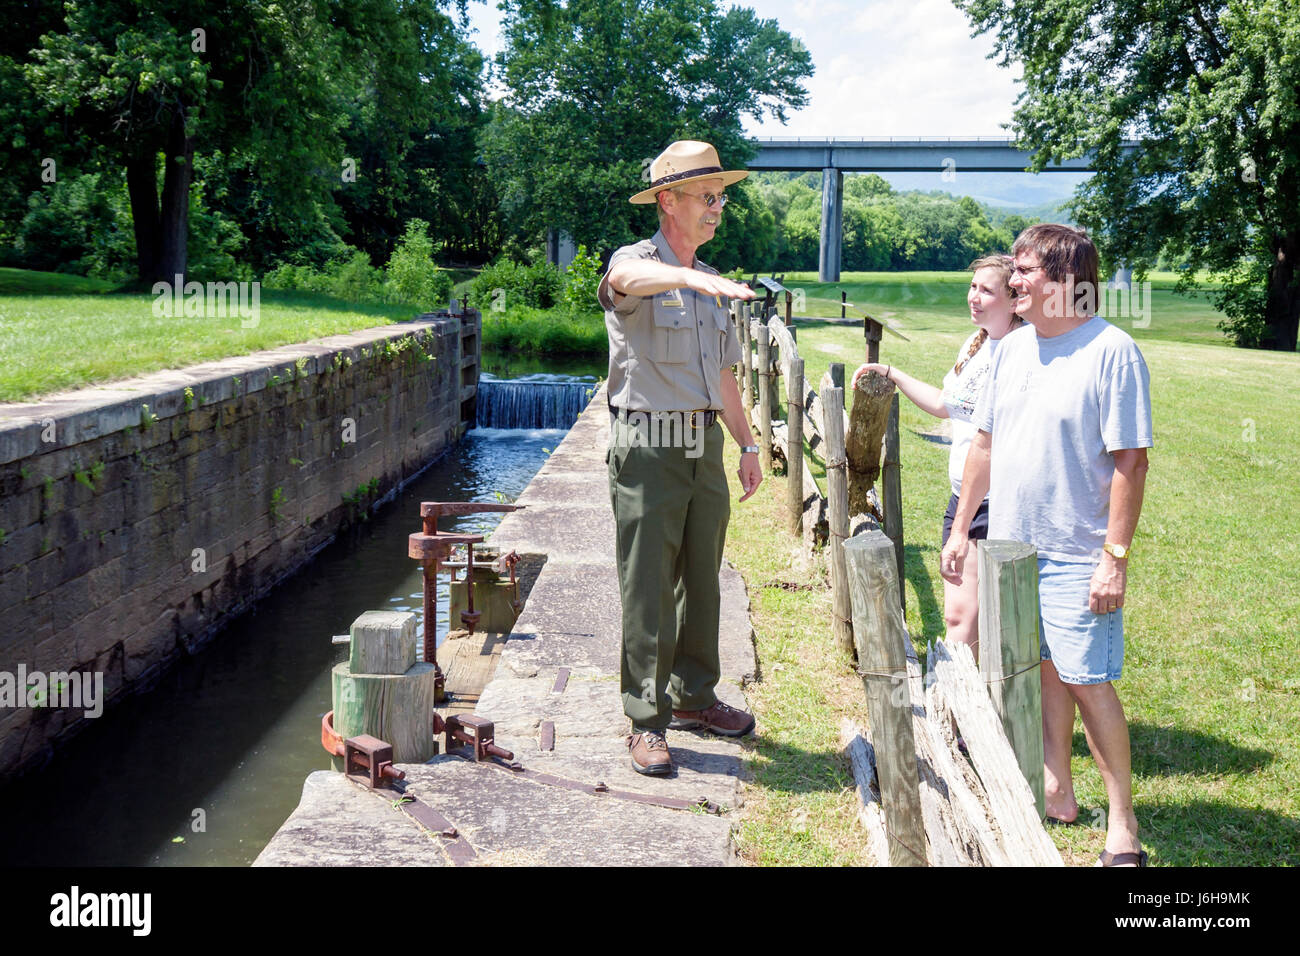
left=0, top=419, right=41, bottom=466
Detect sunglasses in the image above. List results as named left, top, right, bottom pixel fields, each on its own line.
left=681, top=190, right=729, bottom=209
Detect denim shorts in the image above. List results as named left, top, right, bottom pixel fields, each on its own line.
left=1037, top=558, right=1124, bottom=685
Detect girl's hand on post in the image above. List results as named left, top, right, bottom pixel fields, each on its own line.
left=851, top=363, right=891, bottom=390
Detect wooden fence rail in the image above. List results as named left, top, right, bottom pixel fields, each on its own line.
left=840, top=531, right=1060, bottom=867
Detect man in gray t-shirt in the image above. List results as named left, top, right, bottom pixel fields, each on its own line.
left=941, top=225, right=1153, bottom=868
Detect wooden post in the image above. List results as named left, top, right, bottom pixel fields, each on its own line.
left=865, top=316, right=883, bottom=364
left=786, top=358, right=804, bottom=536
left=978, top=540, right=1045, bottom=820
left=846, top=371, right=893, bottom=516
left=883, top=394, right=905, bottom=613
left=840, top=290, right=847, bottom=320
left=823, top=385, right=853, bottom=658
left=829, top=362, right=844, bottom=390
left=843, top=530, right=926, bottom=867
left=332, top=610, right=438, bottom=767
left=757, top=324, right=772, bottom=473
left=740, top=301, right=753, bottom=411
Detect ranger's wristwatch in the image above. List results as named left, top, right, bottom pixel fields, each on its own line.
left=740, top=445, right=759, bottom=455
left=1102, top=542, right=1130, bottom=559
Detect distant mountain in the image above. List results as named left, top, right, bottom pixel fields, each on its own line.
left=876, top=170, right=1091, bottom=212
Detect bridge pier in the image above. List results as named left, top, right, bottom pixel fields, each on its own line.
left=819, top=167, right=843, bottom=283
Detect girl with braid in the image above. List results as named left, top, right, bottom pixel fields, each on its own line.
left=851, top=255, right=1023, bottom=659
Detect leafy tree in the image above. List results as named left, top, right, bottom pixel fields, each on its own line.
left=18, top=0, right=475, bottom=285
left=482, top=0, right=813, bottom=257
left=956, top=0, right=1300, bottom=350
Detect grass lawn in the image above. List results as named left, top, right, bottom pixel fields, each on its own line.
left=726, top=285, right=1300, bottom=866
left=771, top=269, right=1238, bottom=348
left=0, top=268, right=425, bottom=402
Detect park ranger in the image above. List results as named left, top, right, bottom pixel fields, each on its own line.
left=597, top=140, right=762, bottom=775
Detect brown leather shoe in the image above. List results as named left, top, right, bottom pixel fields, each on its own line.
left=628, top=730, right=673, bottom=775
left=670, top=700, right=755, bottom=737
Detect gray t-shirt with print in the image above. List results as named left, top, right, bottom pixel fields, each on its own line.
left=972, top=317, right=1153, bottom=563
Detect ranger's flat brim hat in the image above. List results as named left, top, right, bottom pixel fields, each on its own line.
left=629, top=140, right=749, bottom=204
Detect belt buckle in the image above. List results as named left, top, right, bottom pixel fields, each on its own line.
left=690, top=410, right=700, bottom=430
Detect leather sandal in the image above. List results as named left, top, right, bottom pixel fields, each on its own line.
left=1097, top=847, right=1149, bottom=867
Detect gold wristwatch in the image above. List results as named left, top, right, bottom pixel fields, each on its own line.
left=1102, top=542, right=1130, bottom=560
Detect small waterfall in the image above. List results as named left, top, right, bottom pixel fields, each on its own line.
left=475, top=375, right=596, bottom=429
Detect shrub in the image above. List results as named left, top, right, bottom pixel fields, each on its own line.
left=472, top=257, right=564, bottom=312
left=332, top=249, right=385, bottom=303
left=15, top=173, right=118, bottom=275
left=563, top=244, right=602, bottom=316
left=263, top=249, right=384, bottom=303
left=384, top=218, right=453, bottom=309
left=480, top=305, right=607, bottom=354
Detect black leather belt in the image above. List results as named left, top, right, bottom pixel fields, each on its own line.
left=609, top=406, right=717, bottom=428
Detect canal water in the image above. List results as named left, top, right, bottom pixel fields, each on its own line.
left=0, top=361, right=600, bottom=866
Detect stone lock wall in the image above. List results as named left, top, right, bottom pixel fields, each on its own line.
left=0, top=311, right=480, bottom=777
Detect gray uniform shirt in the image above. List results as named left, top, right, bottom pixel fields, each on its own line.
left=597, top=230, right=744, bottom=412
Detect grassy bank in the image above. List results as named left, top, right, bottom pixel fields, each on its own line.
left=724, top=309, right=1300, bottom=866
left=480, top=306, right=606, bottom=355
left=0, top=268, right=427, bottom=402
left=772, top=269, right=1235, bottom=347
left=0, top=267, right=607, bottom=402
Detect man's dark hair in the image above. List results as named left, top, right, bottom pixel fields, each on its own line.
left=1013, top=224, right=1100, bottom=313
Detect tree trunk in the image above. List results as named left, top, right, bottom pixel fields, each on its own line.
left=126, top=147, right=162, bottom=286
left=1263, top=231, right=1300, bottom=351
left=157, top=108, right=193, bottom=284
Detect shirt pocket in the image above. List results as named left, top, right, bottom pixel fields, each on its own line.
left=713, top=301, right=731, bottom=367
left=652, top=298, right=692, bottom=364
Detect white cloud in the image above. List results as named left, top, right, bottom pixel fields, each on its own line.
left=467, top=0, right=1025, bottom=137
left=729, top=0, right=1023, bottom=137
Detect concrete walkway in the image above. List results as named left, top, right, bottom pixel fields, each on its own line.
left=255, top=386, right=758, bottom=866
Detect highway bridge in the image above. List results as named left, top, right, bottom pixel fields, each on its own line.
left=750, top=137, right=1138, bottom=280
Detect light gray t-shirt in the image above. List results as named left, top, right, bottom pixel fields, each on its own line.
left=973, top=317, right=1153, bottom=563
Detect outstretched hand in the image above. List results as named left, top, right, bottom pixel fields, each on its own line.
left=683, top=271, right=756, bottom=301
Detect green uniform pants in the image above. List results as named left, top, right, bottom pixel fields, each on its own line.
left=607, top=416, right=729, bottom=731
